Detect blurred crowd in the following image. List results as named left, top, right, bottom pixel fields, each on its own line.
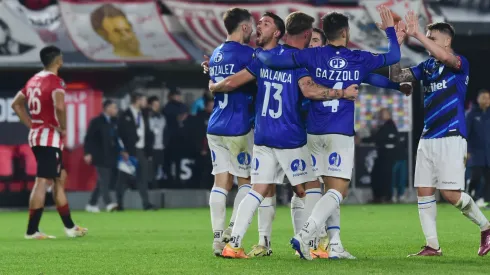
left=83, top=90, right=214, bottom=212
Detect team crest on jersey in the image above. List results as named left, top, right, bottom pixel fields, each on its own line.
left=328, top=57, right=347, bottom=70
left=214, top=52, right=224, bottom=64
left=60, top=80, right=66, bottom=88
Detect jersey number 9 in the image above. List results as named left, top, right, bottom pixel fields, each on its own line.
left=262, top=81, right=283, bottom=119
left=27, top=87, right=42, bottom=115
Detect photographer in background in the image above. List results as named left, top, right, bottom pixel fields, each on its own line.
left=83, top=100, right=120, bottom=213
left=466, top=89, right=490, bottom=207
left=147, top=96, right=167, bottom=188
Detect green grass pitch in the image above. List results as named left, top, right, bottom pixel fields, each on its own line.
left=0, top=204, right=489, bottom=274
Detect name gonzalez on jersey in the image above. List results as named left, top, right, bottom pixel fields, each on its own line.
left=209, top=51, right=236, bottom=77
left=316, top=57, right=360, bottom=81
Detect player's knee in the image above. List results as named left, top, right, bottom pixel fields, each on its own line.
left=214, top=172, right=232, bottom=190
left=252, top=183, right=270, bottom=197
left=440, top=190, right=462, bottom=205
left=305, top=180, right=321, bottom=189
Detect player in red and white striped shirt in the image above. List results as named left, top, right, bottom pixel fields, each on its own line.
left=11, top=46, right=87, bottom=240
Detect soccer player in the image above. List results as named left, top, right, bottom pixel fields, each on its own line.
left=206, top=8, right=256, bottom=256
left=257, top=6, right=401, bottom=260
left=209, top=11, right=358, bottom=259
left=388, top=11, right=490, bottom=257
left=11, top=46, right=88, bottom=239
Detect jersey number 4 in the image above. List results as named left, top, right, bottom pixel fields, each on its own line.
left=27, top=87, right=42, bottom=115
left=322, top=82, right=342, bottom=113
left=262, top=81, right=283, bottom=118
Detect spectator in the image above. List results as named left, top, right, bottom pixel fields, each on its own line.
left=185, top=95, right=214, bottom=188
left=117, top=92, right=155, bottom=210
left=147, top=96, right=167, bottom=188
left=466, top=89, right=490, bottom=207
left=83, top=100, right=120, bottom=213
left=363, top=108, right=399, bottom=203
left=162, top=89, right=188, bottom=184
left=190, top=90, right=212, bottom=115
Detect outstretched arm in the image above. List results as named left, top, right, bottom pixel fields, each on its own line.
left=372, top=6, right=401, bottom=67
left=389, top=63, right=416, bottom=82
left=257, top=49, right=299, bottom=70
left=299, top=77, right=359, bottom=101
left=209, top=69, right=255, bottom=93
left=364, top=73, right=400, bottom=90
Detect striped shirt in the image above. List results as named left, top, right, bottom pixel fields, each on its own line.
left=21, top=71, right=66, bottom=148
left=410, top=55, right=470, bottom=139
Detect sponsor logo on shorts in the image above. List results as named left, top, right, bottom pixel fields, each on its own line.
left=442, top=181, right=457, bottom=185
left=291, top=158, right=308, bottom=177
left=237, top=152, right=251, bottom=170
left=211, top=150, right=216, bottom=162
left=311, top=154, right=318, bottom=172
left=328, top=152, right=342, bottom=172
left=252, top=157, right=260, bottom=171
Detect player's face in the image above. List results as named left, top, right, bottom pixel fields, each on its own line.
left=151, top=100, right=160, bottom=112
left=102, top=16, right=141, bottom=56
left=256, top=16, right=279, bottom=47
left=309, top=31, right=324, bottom=48
left=139, top=96, right=148, bottom=109
left=426, top=30, right=450, bottom=55
left=241, top=20, right=253, bottom=44
left=478, top=92, right=490, bottom=109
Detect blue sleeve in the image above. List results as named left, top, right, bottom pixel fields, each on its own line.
left=257, top=49, right=298, bottom=70
left=363, top=73, right=400, bottom=90
left=246, top=55, right=261, bottom=77
left=361, top=27, right=401, bottom=71
left=409, top=61, right=425, bottom=81
left=457, top=55, right=470, bottom=74
left=292, top=48, right=316, bottom=68
left=296, top=68, right=310, bottom=82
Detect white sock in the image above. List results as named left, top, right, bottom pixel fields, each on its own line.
left=209, top=187, right=228, bottom=242
left=291, top=194, right=305, bottom=235
left=326, top=205, right=341, bottom=247
left=418, top=195, right=439, bottom=249
left=230, top=189, right=264, bottom=248
left=304, top=188, right=322, bottom=248
left=301, top=189, right=343, bottom=240
left=229, top=184, right=251, bottom=228
left=258, top=195, right=276, bottom=248
left=456, top=192, right=490, bottom=231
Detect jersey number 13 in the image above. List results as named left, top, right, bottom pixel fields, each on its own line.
left=262, top=81, right=283, bottom=119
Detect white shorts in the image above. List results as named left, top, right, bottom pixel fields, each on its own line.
left=414, top=136, right=466, bottom=190
left=251, top=145, right=316, bottom=186
left=307, top=134, right=354, bottom=180
left=207, top=131, right=254, bottom=178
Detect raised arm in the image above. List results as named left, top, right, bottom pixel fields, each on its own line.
left=405, top=11, right=461, bottom=70
left=374, top=6, right=401, bottom=67
left=298, top=77, right=359, bottom=101
left=10, top=91, right=32, bottom=129
left=208, top=69, right=255, bottom=93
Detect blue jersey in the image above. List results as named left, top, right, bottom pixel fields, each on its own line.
left=410, top=55, right=470, bottom=139
left=208, top=41, right=255, bottom=136
left=291, top=45, right=388, bottom=136
left=246, top=45, right=309, bottom=149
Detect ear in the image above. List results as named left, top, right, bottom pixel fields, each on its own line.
left=445, top=37, right=451, bottom=48
left=273, top=29, right=282, bottom=40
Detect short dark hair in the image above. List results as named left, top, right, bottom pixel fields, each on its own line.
left=103, top=99, right=115, bottom=109
left=148, top=95, right=159, bottom=105
left=478, top=89, right=490, bottom=96
left=322, top=12, right=349, bottom=41
left=427, top=22, right=455, bottom=39
left=285, top=11, right=314, bottom=36
left=313, top=27, right=327, bottom=45
left=263, top=12, right=285, bottom=40
left=39, top=46, right=62, bottom=67
left=223, top=8, right=252, bottom=35
left=130, top=92, right=144, bottom=104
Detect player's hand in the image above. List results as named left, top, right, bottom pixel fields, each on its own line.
left=84, top=154, right=92, bottom=165
left=395, top=21, right=407, bottom=45
left=343, top=84, right=359, bottom=101
left=201, top=55, right=210, bottom=74
left=121, top=151, right=129, bottom=161
left=376, top=5, right=395, bottom=30
left=404, top=10, right=419, bottom=37
left=208, top=80, right=216, bottom=93
left=400, top=83, right=412, bottom=96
